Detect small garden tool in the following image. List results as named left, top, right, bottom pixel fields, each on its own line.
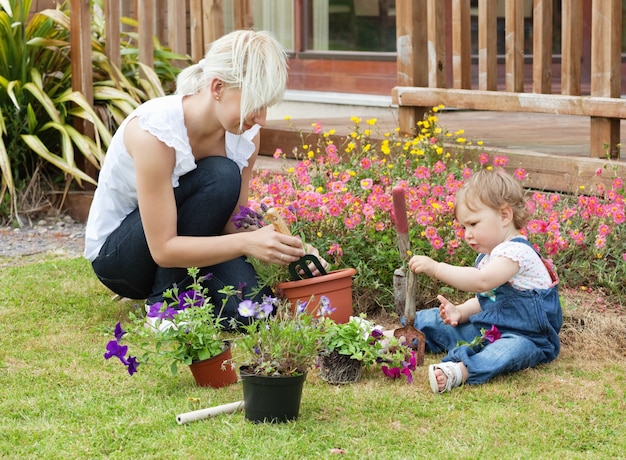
left=264, top=208, right=327, bottom=280
left=391, top=186, right=425, bottom=366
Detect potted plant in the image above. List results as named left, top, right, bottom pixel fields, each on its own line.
left=233, top=205, right=357, bottom=324
left=234, top=294, right=332, bottom=423
left=103, top=267, right=238, bottom=388
left=317, top=315, right=383, bottom=384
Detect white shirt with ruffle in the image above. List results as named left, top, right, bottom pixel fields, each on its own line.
left=84, top=94, right=259, bottom=262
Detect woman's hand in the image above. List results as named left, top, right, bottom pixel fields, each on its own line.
left=303, top=243, right=330, bottom=276
left=246, top=224, right=306, bottom=264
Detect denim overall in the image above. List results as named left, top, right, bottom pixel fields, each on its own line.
left=413, top=237, right=563, bottom=384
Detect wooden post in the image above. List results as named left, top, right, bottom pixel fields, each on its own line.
left=138, top=0, right=155, bottom=70
left=427, top=0, right=446, bottom=88
left=561, top=0, right=582, bottom=96
left=532, top=0, right=553, bottom=94
left=504, top=0, right=524, bottom=92
left=590, top=0, right=621, bottom=159
left=233, top=0, right=253, bottom=30
left=189, top=0, right=204, bottom=61
left=396, top=0, right=428, bottom=134
left=451, top=0, right=471, bottom=89
left=69, top=0, right=96, bottom=184
left=168, top=0, right=188, bottom=65
left=477, top=0, right=497, bottom=90
left=203, top=0, right=224, bottom=46
left=104, top=0, right=121, bottom=69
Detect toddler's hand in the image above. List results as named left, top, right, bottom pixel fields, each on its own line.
left=408, top=255, right=438, bottom=277
left=437, top=295, right=462, bottom=327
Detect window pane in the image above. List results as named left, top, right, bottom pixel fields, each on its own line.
left=307, top=0, right=396, bottom=52
left=222, top=0, right=294, bottom=51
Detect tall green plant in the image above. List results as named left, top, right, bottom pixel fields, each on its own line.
left=0, top=0, right=109, bottom=222
left=0, top=0, right=189, bottom=223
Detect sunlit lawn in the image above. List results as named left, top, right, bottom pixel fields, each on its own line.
left=1, top=256, right=624, bottom=459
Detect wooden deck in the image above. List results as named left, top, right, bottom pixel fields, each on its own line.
left=259, top=110, right=626, bottom=194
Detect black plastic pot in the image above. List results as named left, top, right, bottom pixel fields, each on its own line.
left=239, top=367, right=306, bottom=423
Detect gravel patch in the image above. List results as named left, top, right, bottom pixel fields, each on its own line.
left=0, top=215, right=85, bottom=260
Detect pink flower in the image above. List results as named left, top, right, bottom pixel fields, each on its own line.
left=494, top=156, right=509, bottom=167
left=360, top=178, right=373, bottom=190
left=514, top=168, right=527, bottom=180
left=478, top=153, right=489, bottom=164
left=483, top=325, right=501, bottom=343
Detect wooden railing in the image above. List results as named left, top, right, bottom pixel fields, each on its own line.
left=68, top=0, right=251, bottom=110
left=393, top=0, right=624, bottom=159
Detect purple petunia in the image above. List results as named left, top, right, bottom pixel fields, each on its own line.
left=113, top=322, right=126, bottom=341
left=232, top=205, right=266, bottom=229
left=317, top=296, right=335, bottom=317
left=146, top=302, right=178, bottom=321
left=238, top=299, right=257, bottom=318
left=179, top=290, right=203, bottom=309
left=126, top=355, right=140, bottom=375
left=104, top=339, right=129, bottom=365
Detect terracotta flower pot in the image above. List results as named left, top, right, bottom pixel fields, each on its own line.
left=188, top=343, right=238, bottom=388
left=277, top=268, right=356, bottom=324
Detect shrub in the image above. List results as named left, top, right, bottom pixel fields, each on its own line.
left=247, top=109, right=626, bottom=311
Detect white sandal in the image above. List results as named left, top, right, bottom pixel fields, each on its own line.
left=428, top=362, right=463, bottom=393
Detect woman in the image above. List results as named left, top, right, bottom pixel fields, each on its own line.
left=85, top=30, right=324, bottom=326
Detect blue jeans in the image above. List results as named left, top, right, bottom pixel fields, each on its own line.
left=414, top=278, right=562, bottom=385
left=92, top=156, right=271, bottom=328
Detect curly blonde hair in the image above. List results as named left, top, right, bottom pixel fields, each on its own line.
left=455, top=169, right=529, bottom=229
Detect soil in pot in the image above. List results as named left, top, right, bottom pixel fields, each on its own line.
left=318, top=350, right=363, bottom=384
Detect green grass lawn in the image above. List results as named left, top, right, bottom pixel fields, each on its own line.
left=1, top=257, right=624, bottom=459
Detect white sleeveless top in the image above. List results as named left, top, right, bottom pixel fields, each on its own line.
left=84, top=94, right=260, bottom=262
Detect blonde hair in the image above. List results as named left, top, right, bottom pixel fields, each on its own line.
left=175, top=30, right=288, bottom=128
left=455, top=169, right=529, bottom=229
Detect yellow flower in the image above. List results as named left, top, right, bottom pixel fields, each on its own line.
left=287, top=166, right=295, bottom=173
left=307, top=150, right=314, bottom=159
left=477, top=140, right=484, bottom=146
left=381, top=140, right=391, bottom=155
left=284, top=115, right=291, bottom=121
left=366, top=118, right=377, bottom=125
left=364, top=129, right=371, bottom=136
left=350, top=116, right=362, bottom=124
left=363, top=143, right=371, bottom=152
left=436, top=147, right=443, bottom=155
left=346, top=142, right=356, bottom=153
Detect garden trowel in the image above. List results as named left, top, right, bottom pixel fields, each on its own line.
left=392, top=186, right=425, bottom=366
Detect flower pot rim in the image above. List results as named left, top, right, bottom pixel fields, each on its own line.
left=239, top=365, right=307, bottom=379
left=277, top=267, right=356, bottom=289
